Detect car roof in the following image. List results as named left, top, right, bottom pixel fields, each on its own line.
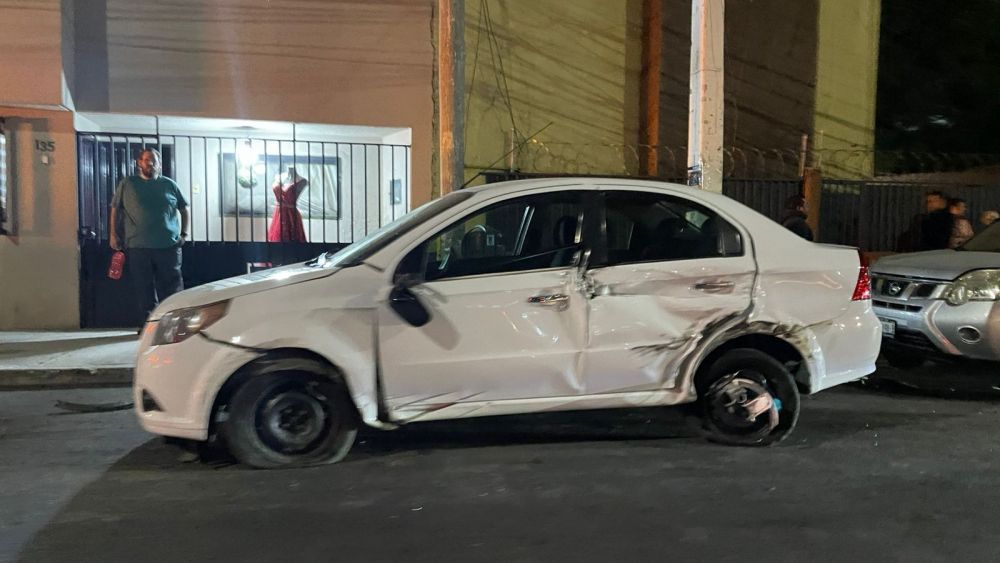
left=459, top=177, right=694, bottom=197
left=457, top=177, right=747, bottom=213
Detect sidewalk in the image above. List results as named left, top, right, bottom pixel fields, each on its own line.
left=0, top=331, right=137, bottom=389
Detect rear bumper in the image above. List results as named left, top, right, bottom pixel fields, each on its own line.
left=808, top=300, right=881, bottom=392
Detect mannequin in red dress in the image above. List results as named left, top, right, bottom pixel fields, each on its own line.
left=267, top=166, right=308, bottom=242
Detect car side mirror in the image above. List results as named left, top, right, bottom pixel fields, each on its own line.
left=389, top=279, right=431, bottom=327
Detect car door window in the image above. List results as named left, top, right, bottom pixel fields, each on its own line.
left=399, top=191, right=588, bottom=281
left=604, top=191, right=742, bottom=265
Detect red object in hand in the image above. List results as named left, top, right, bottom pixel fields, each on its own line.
left=108, top=251, right=126, bottom=280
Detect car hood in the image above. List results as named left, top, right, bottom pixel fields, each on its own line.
left=872, top=250, right=1000, bottom=281
left=150, top=262, right=338, bottom=319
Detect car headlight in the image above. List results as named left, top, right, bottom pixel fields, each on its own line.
left=944, top=270, right=1000, bottom=306
left=151, top=301, right=229, bottom=345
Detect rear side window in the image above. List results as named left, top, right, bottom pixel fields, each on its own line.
left=604, top=191, right=742, bottom=265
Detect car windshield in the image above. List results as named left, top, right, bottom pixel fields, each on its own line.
left=316, top=191, right=475, bottom=268
left=961, top=222, right=1000, bottom=252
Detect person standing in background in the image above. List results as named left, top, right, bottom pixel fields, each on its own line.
left=919, top=191, right=953, bottom=250
left=781, top=194, right=814, bottom=241
left=947, top=197, right=974, bottom=249
left=110, top=148, right=189, bottom=330
left=979, top=209, right=999, bottom=228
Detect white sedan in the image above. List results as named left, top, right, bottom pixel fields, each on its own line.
left=134, top=178, right=880, bottom=468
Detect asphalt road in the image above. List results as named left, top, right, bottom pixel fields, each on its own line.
left=1, top=367, right=999, bottom=563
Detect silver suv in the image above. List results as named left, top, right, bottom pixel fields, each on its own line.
left=872, top=223, right=1000, bottom=367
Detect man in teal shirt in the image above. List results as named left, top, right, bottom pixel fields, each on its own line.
left=110, top=148, right=190, bottom=326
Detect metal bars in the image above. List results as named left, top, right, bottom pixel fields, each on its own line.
left=77, top=132, right=410, bottom=245
left=820, top=180, right=1000, bottom=252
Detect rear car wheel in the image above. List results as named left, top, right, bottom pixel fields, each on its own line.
left=695, top=348, right=800, bottom=446
left=222, top=372, right=358, bottom=469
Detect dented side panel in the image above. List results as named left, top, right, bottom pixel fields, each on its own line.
left=585, top=257, right=756, bottom=395
left=377, top=268, right=590, bottom=422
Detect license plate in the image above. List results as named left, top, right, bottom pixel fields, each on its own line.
left=879, top=318, right=896, bottom=338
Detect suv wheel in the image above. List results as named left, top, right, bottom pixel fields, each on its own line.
left=695, top=348, right=800, bottom=446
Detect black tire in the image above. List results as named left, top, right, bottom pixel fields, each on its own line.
left=222, top=371, right=358, bottom=469
left=881, top=348, right=925, bottom=369
left=695, top=348, right=800, bottom=447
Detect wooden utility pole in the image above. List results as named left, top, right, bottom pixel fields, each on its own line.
left=639, top=0, right=662, bottom=177
left=686, top=0, right=724, bottom=193
left=437, top=0, right=464, bottom=195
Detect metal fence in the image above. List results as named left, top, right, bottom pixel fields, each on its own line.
left=722, top=179, right=803, bottom=224
left=819, top=180, right=1000, bottom=252
left=78, top=133, right=411, bottom=245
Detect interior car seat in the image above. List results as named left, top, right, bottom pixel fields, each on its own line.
left=551, top=215, right=579, bottom=267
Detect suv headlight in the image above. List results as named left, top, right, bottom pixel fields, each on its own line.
left=944, top=270, right=1000, bottom=306
left=151, top=301, right=229, bottom=345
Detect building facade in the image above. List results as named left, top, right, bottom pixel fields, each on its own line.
left=1, top=0, right=435, bottom=329
left=463, top=0, right=881, bottom=181
left=0, top=0, right=881, bottom=329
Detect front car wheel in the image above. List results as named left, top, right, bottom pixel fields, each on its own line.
left=222, top=371, right=358, bottom=469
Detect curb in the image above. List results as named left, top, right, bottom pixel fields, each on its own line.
left=0, top=368, right=133, bottom=390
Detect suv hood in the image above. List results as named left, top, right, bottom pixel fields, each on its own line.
left=872, top=250, right=1000, bottom=281
left=150, top=262, right=338, bottom=319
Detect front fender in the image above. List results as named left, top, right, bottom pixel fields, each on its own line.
left=204, top=303, right=380, bottom=426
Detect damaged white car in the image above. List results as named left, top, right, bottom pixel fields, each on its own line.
left=134, top=178, right=880, bottom=468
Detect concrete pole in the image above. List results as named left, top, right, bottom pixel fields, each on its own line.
left=686, top=0, right=724, bottom=193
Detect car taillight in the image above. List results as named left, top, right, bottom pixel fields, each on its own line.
left=852, top=251, right=871, bottom=301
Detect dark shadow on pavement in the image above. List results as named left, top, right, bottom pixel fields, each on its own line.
left=854, top=358, right=1000, bottom=402
left=348, top=407, right=700, bottom=460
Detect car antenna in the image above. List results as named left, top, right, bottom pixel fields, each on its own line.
left=459, top=122, right=553, bottom=190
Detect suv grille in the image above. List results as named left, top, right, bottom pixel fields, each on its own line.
left=873, top=299, right=923, bottom=313
left=871, top=275, right=944, bottom=302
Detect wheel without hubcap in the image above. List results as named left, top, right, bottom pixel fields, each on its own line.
left=696, top=348, right=800, bottom=446
left=223, top=370, right=358, bottom=469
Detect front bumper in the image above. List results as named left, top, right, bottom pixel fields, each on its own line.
left=133, top=325, right=260, bottom=441
left=872, top=278, right=1000, bottom=361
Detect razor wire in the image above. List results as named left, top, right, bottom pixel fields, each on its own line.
left=480, top=141, right=1000, bottom=180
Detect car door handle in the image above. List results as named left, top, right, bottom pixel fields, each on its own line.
left=693, top=281, right=735, bottom=293
left=528, top=294, right=570, bottom=306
